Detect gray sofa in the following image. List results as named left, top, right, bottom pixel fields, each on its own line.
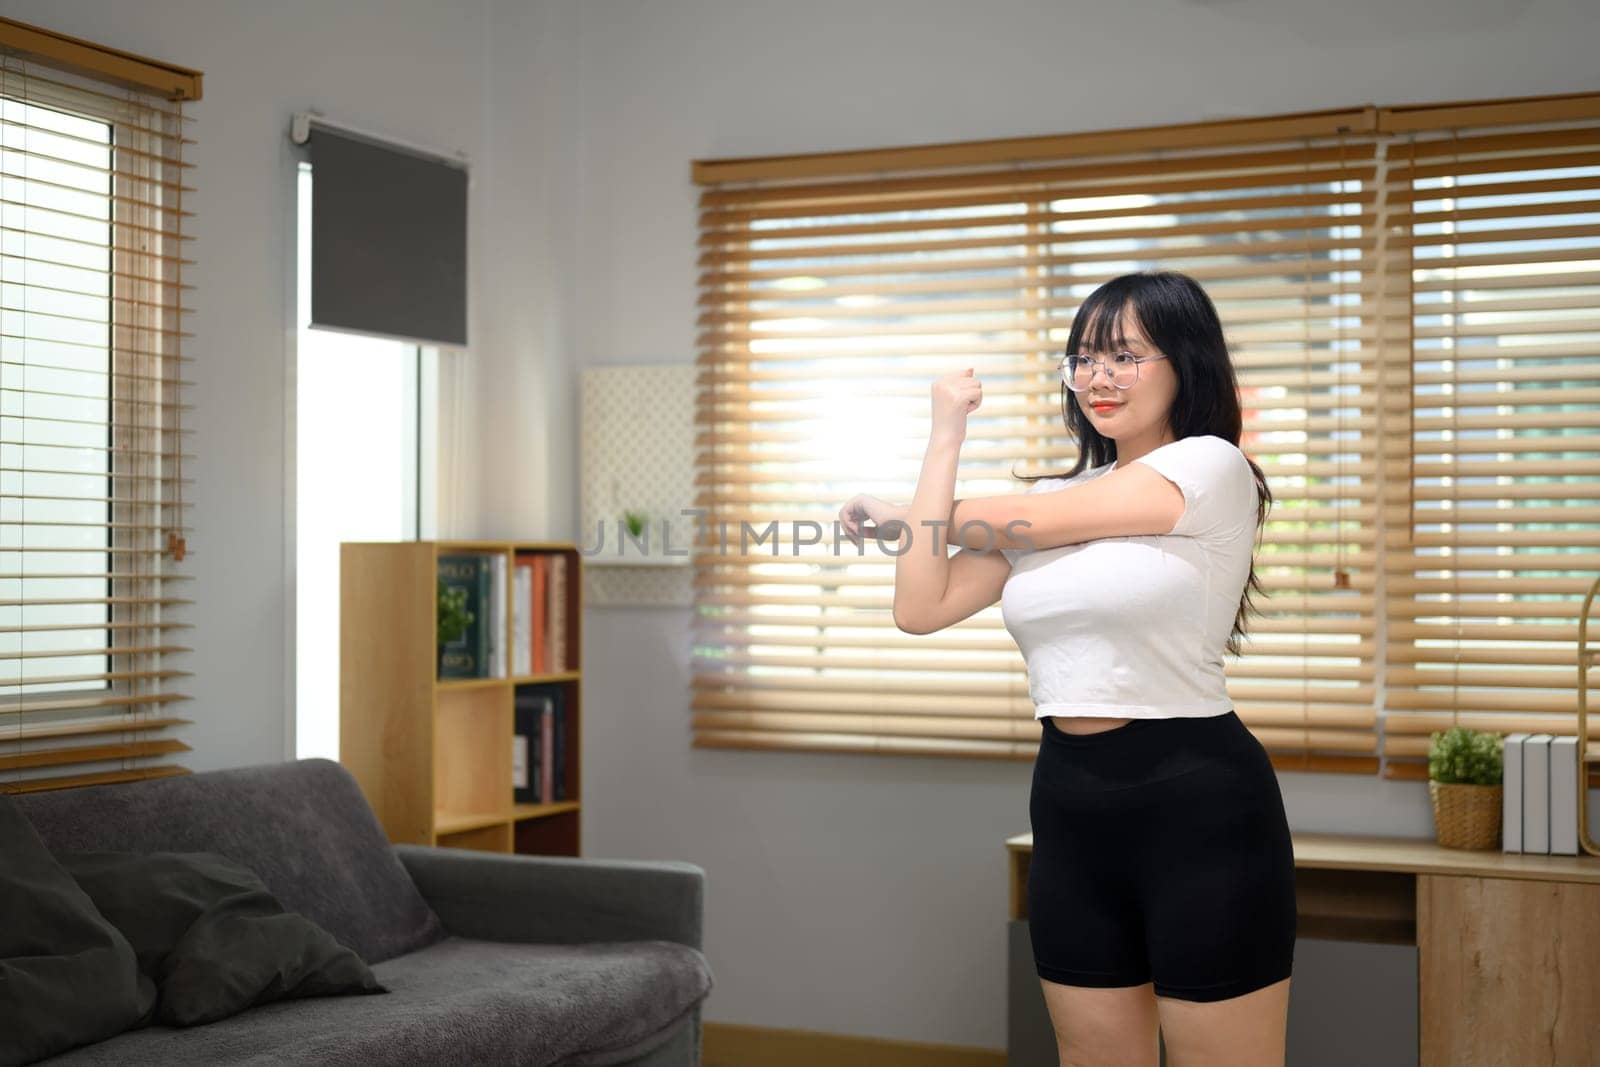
left=13, top=758, right=713, bottom=1066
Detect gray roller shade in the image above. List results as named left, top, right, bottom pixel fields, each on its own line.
left=308, top=126, right=468, bottom=346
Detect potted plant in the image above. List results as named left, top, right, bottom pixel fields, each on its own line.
left=1427, top=726, right=1503, bottom=850
left=436, top=578, right=473, bottom=673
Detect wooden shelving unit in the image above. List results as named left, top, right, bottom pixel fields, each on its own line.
left=339, top=540, right=582, bottom=855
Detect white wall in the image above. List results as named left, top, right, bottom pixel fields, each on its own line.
left=475, top=0, right=581, bottom=542
left=555, top=0, right=1600, bottom=1053
left=0, top=0, right=492, bottom=771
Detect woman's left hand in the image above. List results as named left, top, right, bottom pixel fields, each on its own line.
left=838, top=493, right=908, bottom=546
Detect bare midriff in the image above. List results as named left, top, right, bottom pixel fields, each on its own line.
left=1047, top=715, right=1136, bottom=735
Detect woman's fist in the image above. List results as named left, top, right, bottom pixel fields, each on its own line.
left=931, top=367, right=981, bottom=445
left=838, top=493, right=907, bottom=546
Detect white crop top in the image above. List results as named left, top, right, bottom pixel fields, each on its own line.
left=999, top=435, right=1259, bottom=720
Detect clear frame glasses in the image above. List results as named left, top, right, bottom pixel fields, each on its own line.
left=1059, top=351, right=1169, bottom=392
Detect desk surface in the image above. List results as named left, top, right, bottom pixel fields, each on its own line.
left=1005, top=830, right=1600, bottom=885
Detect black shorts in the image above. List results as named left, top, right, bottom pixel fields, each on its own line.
left=1027, top=710, right=1297, bottom=1003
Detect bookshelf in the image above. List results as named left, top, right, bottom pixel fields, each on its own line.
left=339, top=539, right=582, bottom=856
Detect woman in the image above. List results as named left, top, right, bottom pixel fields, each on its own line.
left=840, top=271, right=1296, bottom=1067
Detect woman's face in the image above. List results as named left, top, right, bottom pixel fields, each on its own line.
left=1073, top=307, right=1177, bottom=448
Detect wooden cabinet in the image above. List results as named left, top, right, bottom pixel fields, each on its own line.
left=1418, top=872, right=1600, bottom=1066
left=340, top=540, right=582, bottom=855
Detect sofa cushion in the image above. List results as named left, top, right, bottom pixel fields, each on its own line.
left=0, top=794, right=154, bottom=1067
left=59, top=850, right=387, bottom=1026
left=14, top=759, right=444, bottom=965
left=35, top=936, right=715, bottom=1067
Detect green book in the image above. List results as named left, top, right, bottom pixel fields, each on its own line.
left=437, top=554, right=484, bottom=678
left=477, top=556, right=492, bottom=677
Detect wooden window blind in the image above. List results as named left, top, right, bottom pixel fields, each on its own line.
left=1378, top=96, right=1600, bottom=781
left=0, top=18, right=201, bottom=794
left=690, top=109, right=1386, bottom=768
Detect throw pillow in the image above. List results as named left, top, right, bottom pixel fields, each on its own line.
left=58, top=850, right=387, bottom=1027
left=0, top=793, right=153, bottom=1067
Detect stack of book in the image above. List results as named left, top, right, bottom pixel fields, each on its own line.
left=512, top=553, right=569, bottom=676
left=1502, top=733, right=1580, bottom=855
left=512, top=684, right=569, bottom=805
left=437, top=552, right=570, bottom=679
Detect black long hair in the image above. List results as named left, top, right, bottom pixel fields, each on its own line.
left=1012, top=270, right=1273, bottom=657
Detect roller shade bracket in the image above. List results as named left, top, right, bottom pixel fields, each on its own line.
left=289, top=110, right=471, bottom=174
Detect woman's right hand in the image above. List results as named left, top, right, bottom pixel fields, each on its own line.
left=930, top=366, right=981, bottom=446
left=838, top=494, right=908, bottom=546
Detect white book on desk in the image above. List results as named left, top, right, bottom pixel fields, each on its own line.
left=1524, top=734, right=1553, bottom=854
left=1503, top=732, right=1528, bottom=853
left=1548, top=735, right=1579, bottom=856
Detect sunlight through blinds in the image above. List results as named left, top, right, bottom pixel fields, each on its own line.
left=0, top=21, right=200, bottom=793
left=1379, top=97, right=1600, bottom=781
left=691, top=109, right=1383, bottom=769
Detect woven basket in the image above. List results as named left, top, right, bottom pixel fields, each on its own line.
left=1428, top=780, right=1503, bottom=850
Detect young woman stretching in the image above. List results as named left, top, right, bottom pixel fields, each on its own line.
left=840, top=270, right=1296, bottom=1067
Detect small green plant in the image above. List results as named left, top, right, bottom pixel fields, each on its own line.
left=437, top=579, right=473, bottom=646
left=1427, top=726, right=1503, bottom=785
left=622, top=509, right=649, bottom=538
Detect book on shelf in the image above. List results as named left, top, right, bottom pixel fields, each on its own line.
left=541, top=697, right=555, bottom=804
left=513, top=693, right=541, bottom=805
left=530, top=554, right=548, bottom=674
left=556, top=687, right=569, bottom=796
left=513, top=557, right=534, bottom=678
left=547, top=554, right=567, bottom=673
left=512, top=730, right=529, bottom=800
left=1524, top=733, right=1552, bottom=854
left=1503, top=732, right=1527, bottom=853
left=437, top=553, right=487, bottom=678
left=436, top=552, right=510, bottom=679
left=488, top=552, right=507, bottom=679
left=1549, top=734, right=1579, bottom=856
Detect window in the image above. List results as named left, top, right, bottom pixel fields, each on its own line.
left=690, top=110, right=1382, bottom=767
left=1380, top=107, right=1600, bottom=780
left=691, top=94, right=1600, bottom=779
left=0, top=28, right=200, bottom=791
left=292, top=161, right=438, bottom=761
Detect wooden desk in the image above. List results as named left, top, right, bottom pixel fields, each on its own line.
left=1006, top=831, right=1600, bottom=1066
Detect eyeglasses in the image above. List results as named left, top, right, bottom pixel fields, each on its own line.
left=1059, top=351, right=1169, bottom=391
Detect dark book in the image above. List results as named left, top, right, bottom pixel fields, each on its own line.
left=476, top=556, right=492, bottom=678
left=552, top=686, right=566, bottom=801
left=513, top=693, right=544, bottom=805
left=437, top=554, right=484, bottom=678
